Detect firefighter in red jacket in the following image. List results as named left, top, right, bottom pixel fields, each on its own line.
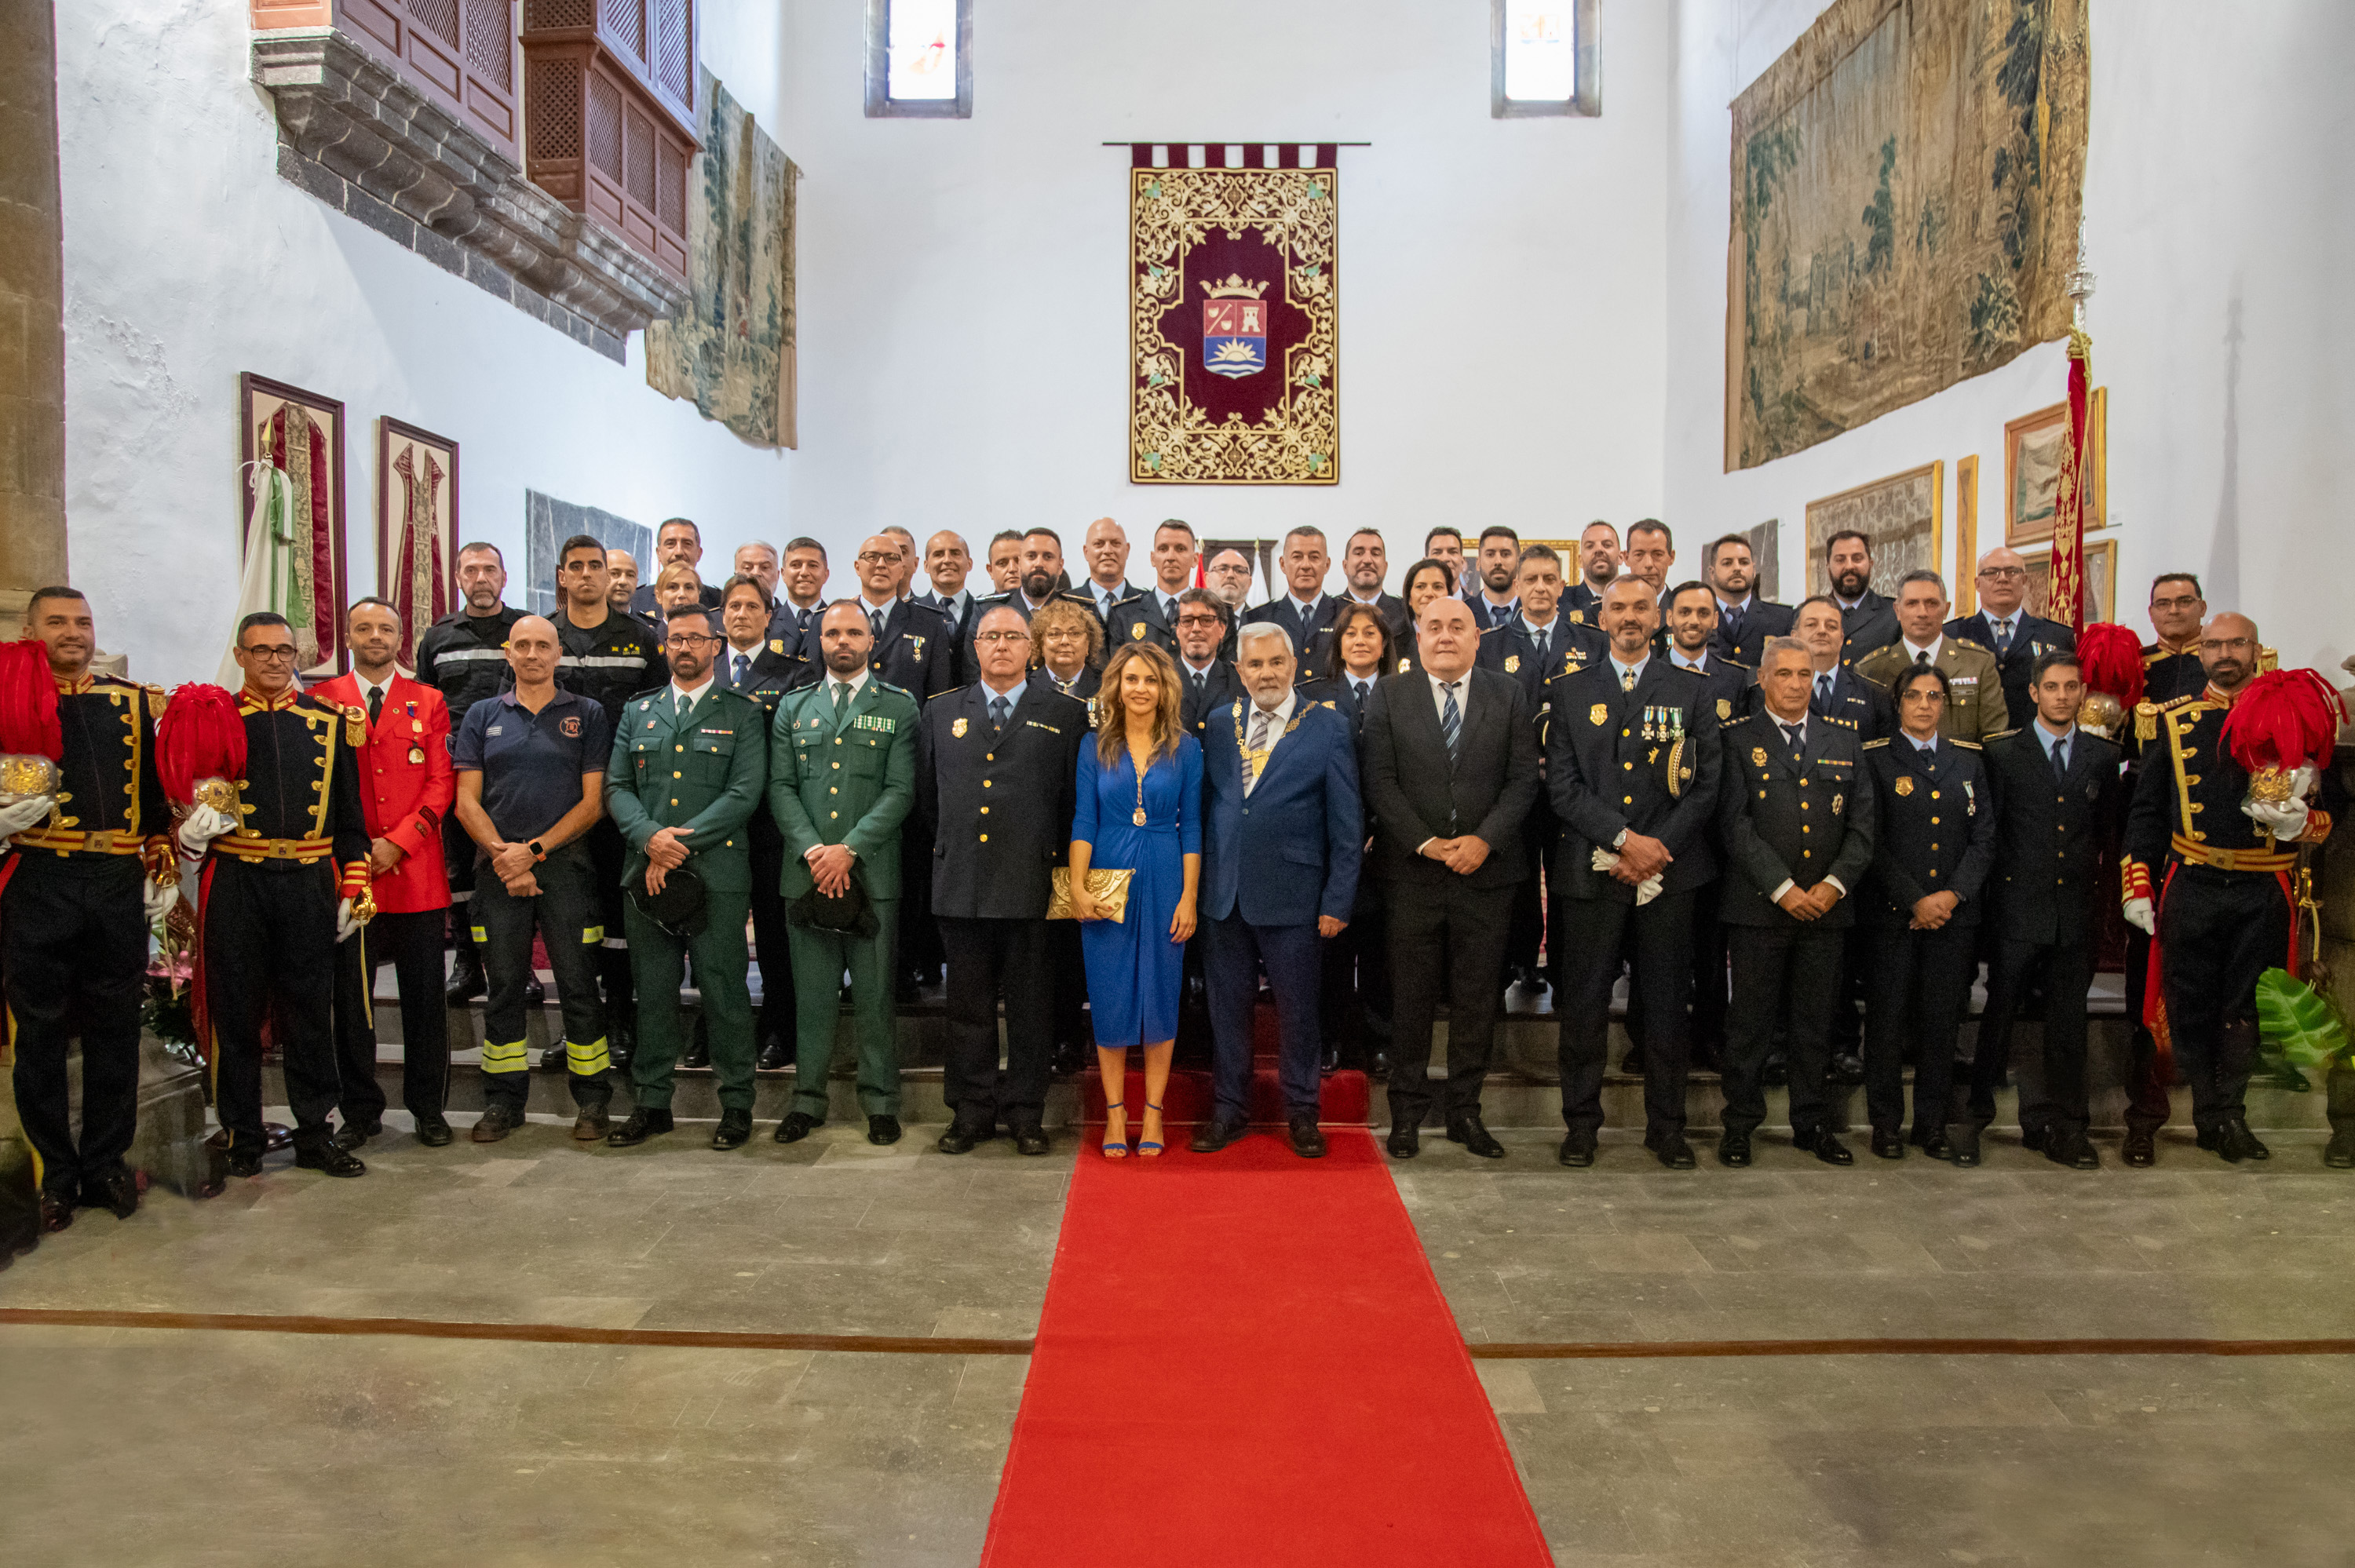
left=316, top=599, right=458, bottom=1148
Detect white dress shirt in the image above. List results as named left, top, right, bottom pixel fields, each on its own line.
left=1898, top=633, right=1945, bottom=665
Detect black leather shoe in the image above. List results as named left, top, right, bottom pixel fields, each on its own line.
left=38, top=1189, right=75, bottom=1233
left=1557, top=1131, right=1597, bottom=1168
left=1447, top=1115, right=1506, bottom=1159
left=2020, top=1123, right=2049, bottom=1154
left=608, top=1107, right=675, bottom=1147
left=1013, top=1125, right=1050, bottom=1156
left=681, top=1022, right=711, bottom=1070
left=1367, top=1048, right=1391, bottom=1081
left=537, top=1045, right=565, bottom=1073
left=82, top=1166, right=141, bottom=1220
left=937, top=1121, right=990, bottom=1155
left=2327, top=1129, right=2355, bottom=1169
left=524, top=975, right=546, bottom=1007
left=2046, top=1131, right=2101, bottom=1170
left=757, top=1038, right=793, bottom=1072
left=1802, top=1131, right=1855, bottom=1166
left=1051, top=1039, right=1086, bottom=1078
left=1649, top=1135, right=1697, bottom=1171
left=1717, top=1133, right=1752, bottom=1168
left=226, top=1147, right=266, bottom=1178
left=1870, top=1129, right=1905, bottom=1160
left=444, top=950, right=485, bottom=1004
left=294, top=1142, right=367, bottom=1177
left=775, top=1111, right=820, bottom=1144
left=1386, top=1125, right=1418, bottom=1158
left=1829, top=1052, right=1866, bottom=1086
left=1920, top=1133, right=1955, bottom=1163
left=2210, top=1118, right=2269, bottom=1163
left=414, top=1113, right=453, bottom=1147
left=333, top=1118, right=382, bottom=1152
left=1319, top=1043, right=1341, bottom=1076
left=712, top=1109, right=753, bottom=1150
left=1618, top=1049, right=1648, bottom=1078
left=867, top=1114, right=902, bottom=1147
left=1287, top=1115, right=1327, bottom=1158
left=1949, top=1129, right=1982, bottom=1167
left=1189, top=1117, right=1244, bottom=1154
left=2122, top=1129, right=2156, bottom=1167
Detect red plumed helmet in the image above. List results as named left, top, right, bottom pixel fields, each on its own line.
left=2219, top=668, right=2346, bottom=775
left=156, top=683, right=247, bottom=804
left=0, top=640, right=62, bottom=762
left=2073, top=622, right=2145, bottom=709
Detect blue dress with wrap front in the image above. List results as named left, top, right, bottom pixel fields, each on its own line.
left=1073, top=735, right=1203, bottom=1045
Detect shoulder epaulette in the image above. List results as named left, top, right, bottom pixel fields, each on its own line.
left=874, top=680, right=912, bottom=698
left=1950, top=738, right=1981, bottom=750
left=1982, top=728, right=2020, bottom=743
left=1723, top=711, right=1762, bottom=727
left=1862, top=736, right=1890, bottom=749
left=1950, top=636, right=1992, bottom=655
left=2141, top=645, right=2164, bottom=662
left=929, top=684, right=970, bottom=702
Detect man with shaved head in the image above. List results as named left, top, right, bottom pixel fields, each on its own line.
left=2123, top=612, right=2338, bottom=1166
left=1948, top=544, right=2074, bottom=727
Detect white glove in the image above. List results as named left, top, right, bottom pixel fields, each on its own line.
left=2244, top=764, right=2319, bottom=841
left=2123, top=897, right=2156, bottom=936
left=1591, top=847, right=1664, bottom=906
left=0, top=795, right=54, bottom=837
left=177, top=804, right=236, bottom=855
left=144, top=877, right=181, bottom=924
left=334, top=896, right=360, bottom=943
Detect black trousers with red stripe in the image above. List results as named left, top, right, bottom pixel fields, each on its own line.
left=2156, top=863, right=2288, bottom=1135
left=4, top=854, right=148, bottom=1194
left=204, top=856, right=342, bottom=1149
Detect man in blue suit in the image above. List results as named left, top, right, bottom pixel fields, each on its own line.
left=1192, top=621, right=1364, bottom=1158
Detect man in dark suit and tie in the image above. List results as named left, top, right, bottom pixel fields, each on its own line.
left=1104, top=519, right=1200, bottom=657
left=716, top=575, right=806, bottom=691
left=1360, top=595, right=1539, bottom=1158
left=768, top=537, right=832, bottom=657
left=918, top=531, right=982, bottom=685
left=1192, top=622, right=1364, bottom=1158
left=1793, top=594, right=1889, bottom=739
left=1716, top=638, right=1877, bottom=1167
left=1705, top=534, right=1794, bottom=667
left=1947, top=545, right=2075, bottom=730
left=961, top=527, right=1098, bottom=671
left=850, top=534, right=954, bottom=702
left=1549, top=578, right=1723, bottom=1169
left=1172, top=589, right=1241, bottom=736
left=1075, top=516, right=1141, bottom=625
left=1471, top=526, right=1524, bottom=629
left=1241, top=526, right=1345, bottom=680
left=1962, top=650, right=2121, bottom=1169
left=627, top=517, right=725, bottom=618
left=1339, top=527, right=1412, bottom=641
left=1826, top=530, right=1900, bottom=659
left=1562, top=521, right=1619, bottom=625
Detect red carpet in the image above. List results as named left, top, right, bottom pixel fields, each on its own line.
left=980, top=1129, right=1553, bottom=1566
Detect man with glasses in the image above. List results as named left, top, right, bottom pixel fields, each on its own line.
left=552, top=534, right=668, bottom=1070
left=2141, top=573, right=2211, bottom=704
left=1948, top=545, right=2073, bottom=729
left=603, top=607, right=769, bottom=1151
left=963, top=527, right=1095, bottom=673
left=417, top=541, right=524, bottom=1005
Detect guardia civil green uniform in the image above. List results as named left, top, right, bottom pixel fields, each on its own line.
left=768, top=672, right=920, bottom=1119
left=606, top=682, right=769, bottom=1115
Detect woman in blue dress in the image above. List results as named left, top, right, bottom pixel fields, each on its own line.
left=1070, top=641, right=1202, bottom=1158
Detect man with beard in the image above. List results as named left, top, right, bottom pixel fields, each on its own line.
left=962, top=527, right=1095, bottom=670
left=1706, top=534, right=1793, bottom=667
left=416, top=541, right=524, bottom=1005
left=1826, top=531, right=1900, bottom=658
left=1471, top=526, right=1523, bottom=629
left=1563, top=520, right=1619, bottom=622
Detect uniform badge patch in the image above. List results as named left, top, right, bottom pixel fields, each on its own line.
left=1397, top=658, right=1413, bottom=674
left=1895, top=775, right=1915, bottom=796
left=407, top=746, right=425, bottom=765
left=1590, top=703, right=1608, bottom=727
left=952, top=717, right=969, bottom=738
left=560, top=716, right=582, bottom=738
left=1717, top=698, right=1732, bottom=720
left=1751, top=746, right=1768, bottom=767
left=1832, top=793, right=1844, bottom=815
left=1131, top=623, right=1147, bottom=640
left=1504, top=655, right=1521, bottom=673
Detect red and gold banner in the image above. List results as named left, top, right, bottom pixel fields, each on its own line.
left=2049, top=328, right=2093, bottom=631
left=1129, top=144, right=1339, bottom=486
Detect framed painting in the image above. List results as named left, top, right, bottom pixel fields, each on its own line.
left=2006, top=388, right=2105, bottom=545
left=2021, top=536, right=2116, bottom=625
left=1741, top=517, right=1779, bottom=603
left=377, top=419, right=459, bottom=672
left=238, top=373, right=347, bottom=679
left=1805, top=461, right=1944, bottom=600
left=1953, top=455, right=1981, bottom=615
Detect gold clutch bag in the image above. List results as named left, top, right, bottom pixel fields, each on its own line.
left=1047, top=867, right=1133, bottom=922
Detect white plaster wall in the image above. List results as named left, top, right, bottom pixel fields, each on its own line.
left=57, top=0, right=795, bottom=682
left=762, top=0, right=1672, bottom=597
left=1664, top=0, right=2355, bottom=674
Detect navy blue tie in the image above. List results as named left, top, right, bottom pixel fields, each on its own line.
left=989, top=695, right=1010, bottom=732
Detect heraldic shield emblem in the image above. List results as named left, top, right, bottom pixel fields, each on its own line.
left=1201, top=275, right=1269, bottom=378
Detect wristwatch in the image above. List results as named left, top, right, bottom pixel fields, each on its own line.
left=528, top=839, right=546, bottom=862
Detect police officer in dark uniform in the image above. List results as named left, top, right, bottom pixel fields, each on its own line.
left=1548, top=578, right=1721, bottom=1169
left=962, top=528, right=1099, bottom=673
left=1242, top=527, right=1345, bottom=680
left=417, top=542, right=525, bottom=1002
left=179, top=611, right=373, bottom=1180
left=1299, top=600, right=1399, bottom=1073
left=1963, top=651, right=2123, bottom=1169
left=2, top=588, right=179, bottom=1227
left=550, top=534, right=667, bottom=1069
left=919, top=605, right=1089, bottom=1154
left=1104, top=520, right=1203, bottom=659
left=1716, top=636, right=1877, bottom=1167
left=1856, top=664, right=1995, bottom=1161
left=1648, top=582, right=1752, bottom=1073
left=2122, top=613, right=2335, bottom=1165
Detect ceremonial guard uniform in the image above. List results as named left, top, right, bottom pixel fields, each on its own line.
left=605, top=679, right=769, bottom=1142
left=556, top=610, right=667, bottom=1065
left=195, top=687, right=374, bottom=1176
left=766, top=673, right=920, bottom=1132
left=1856, top=733, right=1995, bottom=1155
left=1948, top=609, right=2074, bottom=738
left=1854, top=638, right=2010, bottom=742
left=312, top=669, right=455, bottom=1142
left=1716, top=708, right=1876, bottom=1161
left=1547, top=659, right=1722, bottom=1162
left=1966, top=723, right=2123, bottom=1163
left=416, top=605, right=523, bottom=988
left=2123, top=680, right=2336, bottom=1159
left=2118, top=634, right=2209, bottom=1143
left=917, top=680, right=1087, bottom=1142
left=3, top=669, right=176, bottom=1218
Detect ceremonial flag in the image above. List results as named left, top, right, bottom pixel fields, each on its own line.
left=2049, top=328, right=2093, bottom=631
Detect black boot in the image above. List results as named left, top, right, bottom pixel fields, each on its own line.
left=444, top=948, right=486, bottom=1004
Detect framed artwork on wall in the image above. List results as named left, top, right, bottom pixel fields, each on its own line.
left=377, top=419, right=459, bottom=673
left=1805, top=461, right=1944, bottom=600
left=2005, top=388, right=2105, bottom=545
left=1742, top=517, right=1780, bottom=603
left=238, top=373, right=348, bottom=679
left=1953, top=454, right=1981, bottom=615
left=2021, top=536, right=2116, bottom=624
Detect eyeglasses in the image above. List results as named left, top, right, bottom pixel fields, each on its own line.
left=666, top=633, right=721, bottom=648
left=973, top=631, right=1029, bottom=644
left=242, top=645, right=298, bottom=662
left=1977, top=567, right=2027, bottom=581
left=2199, top=636, right=2255, bottom=653
left=1174, top=614, right=1224, bottom=629
left=854, top=552, right=899, bottom=566
left=2151, top=593, right=2202, bottom=611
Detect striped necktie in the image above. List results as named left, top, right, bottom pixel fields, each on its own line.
left=1440, top=681, right=1463, bottom=764
left=1244, top=708, right=1273, bottom=796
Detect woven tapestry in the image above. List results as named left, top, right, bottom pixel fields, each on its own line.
left=1130, top=144, right=1340, bottom=486
left=647, top=68, right=798, bottom=448
left=1726, top=0, right=2089, bottom=470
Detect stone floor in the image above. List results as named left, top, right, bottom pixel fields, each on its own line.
left=5, top=1114, right=2352, bottom=1565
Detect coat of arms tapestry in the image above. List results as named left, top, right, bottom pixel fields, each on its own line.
left=1130, top=144, right=1339, bottom=486
left=1725, top=0, right=2089, bottom=471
